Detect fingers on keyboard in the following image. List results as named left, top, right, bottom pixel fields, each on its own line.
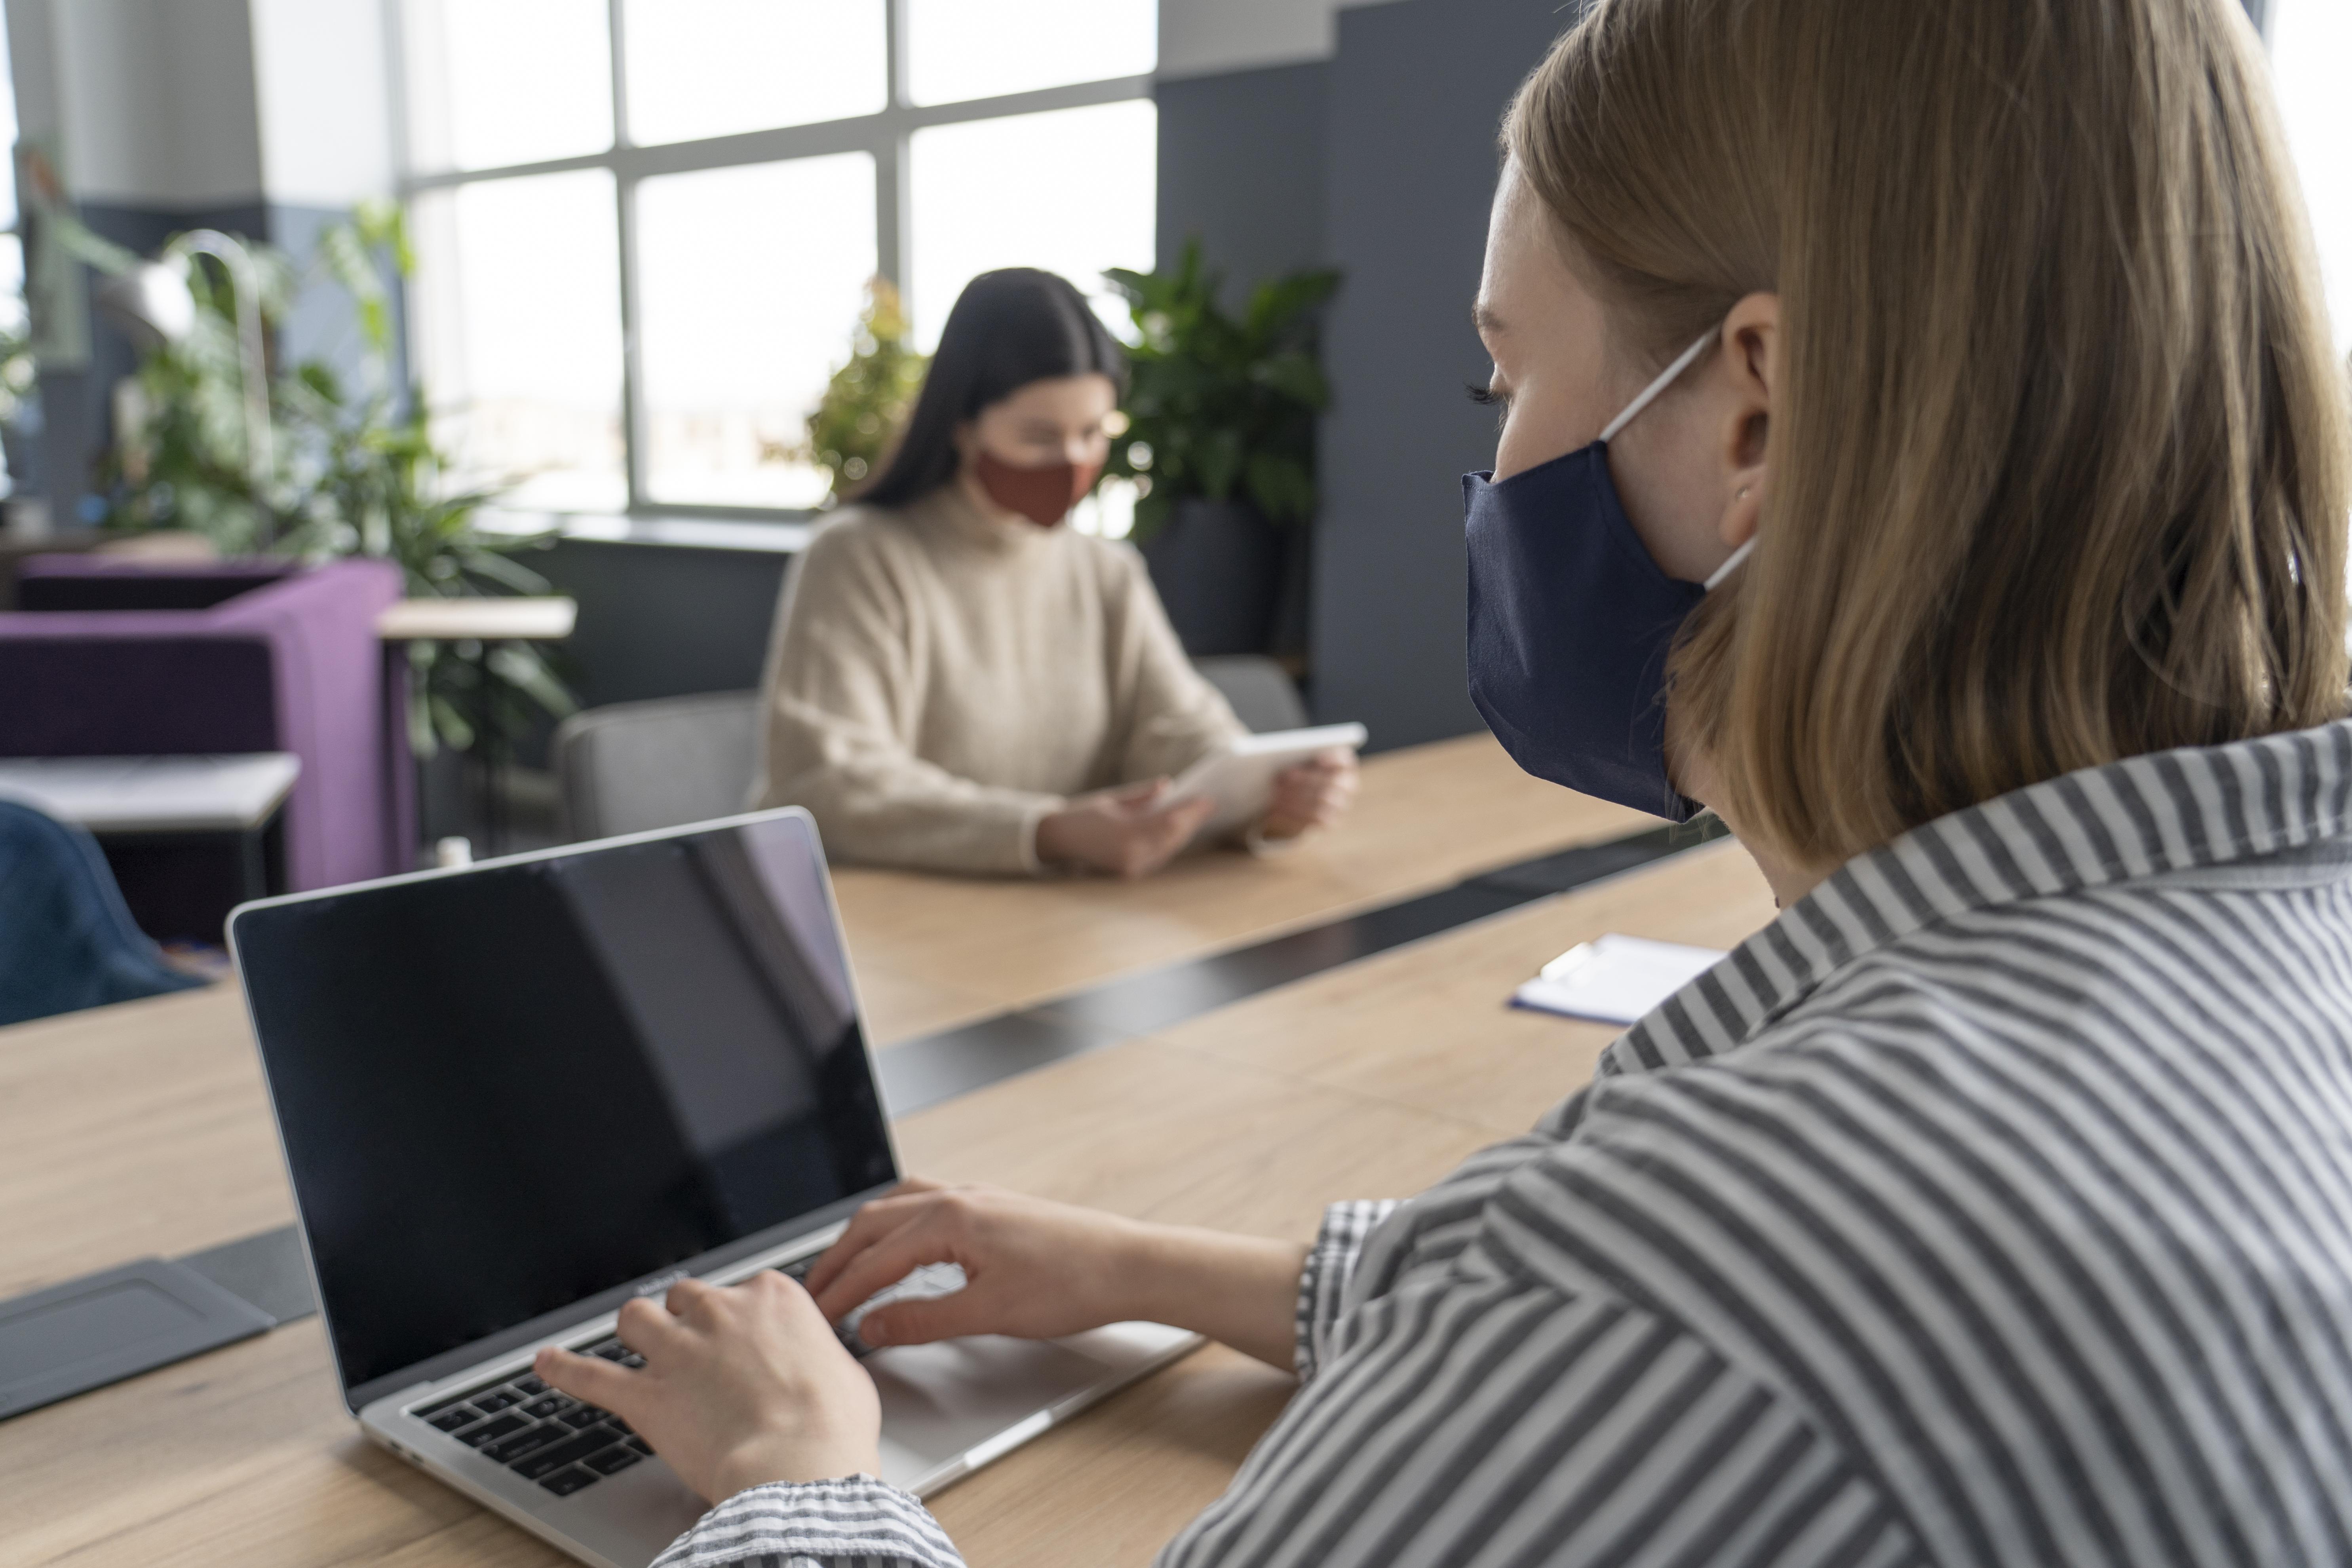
left=412, top=1360, right=650, bottom=1499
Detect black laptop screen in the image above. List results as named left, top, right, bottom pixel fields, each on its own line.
left=234, top=813, right=896, bottom=1395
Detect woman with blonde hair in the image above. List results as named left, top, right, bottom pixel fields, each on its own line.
left=546, top=0, right=2352, bottom=1560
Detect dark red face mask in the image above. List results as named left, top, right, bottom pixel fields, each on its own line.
left=974, top=450, right=1103, bottom=528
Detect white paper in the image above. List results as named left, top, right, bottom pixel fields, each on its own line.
left=1512, top=933, right=1727, bottom=1026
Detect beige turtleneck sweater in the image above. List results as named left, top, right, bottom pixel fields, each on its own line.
left=749, top=484, right=1249, bottom=875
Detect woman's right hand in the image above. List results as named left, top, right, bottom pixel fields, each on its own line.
left=1035, top=779, right=1214, bottom=878
left=804, top=1179, right=1310, bottom=1370
left=804, top=1179, right=1155, bottom=1346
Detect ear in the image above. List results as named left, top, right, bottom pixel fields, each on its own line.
left=1717, top=291, right=1779, bottom=549
left=951, top=419, right=979, bottom=466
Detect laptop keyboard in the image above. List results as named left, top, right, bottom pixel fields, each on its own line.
left=407, top=1256, right=966, bottom=1499
left=413, top=1363, right=650, bottom=1496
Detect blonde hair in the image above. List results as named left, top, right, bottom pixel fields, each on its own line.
left=1508, top=0, right=2350, bottom=869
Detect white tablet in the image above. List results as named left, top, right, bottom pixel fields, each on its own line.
left=1167, top=722, right=1369, bottom=839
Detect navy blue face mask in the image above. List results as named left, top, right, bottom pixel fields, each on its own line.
left=1463, top=330, right=1753, bottom=822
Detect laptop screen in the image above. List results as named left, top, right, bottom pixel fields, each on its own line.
left=234, top=812, right=897, bottom=1399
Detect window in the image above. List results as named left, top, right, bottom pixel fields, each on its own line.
left=399, top=0, right=1157, bottom=516
left=2269, top=0, right=2352, bottom=357
left=907, top=100, right=1157, bottom=352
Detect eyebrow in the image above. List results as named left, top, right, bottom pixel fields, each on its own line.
left=1472, top=302, right=1506, bottom=335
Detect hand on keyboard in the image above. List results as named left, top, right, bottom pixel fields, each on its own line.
left=414, top=1257, right=972, bottom=1505
left=781, top=1253, right=966, bottom=1356
left=799, top=1176, right=1310, bottom=1370
left=414, top=1364, right=652, bottom=1499
left=534, top=1271, right=883, bottom=1503
left=800, top=1177, right=1160, bottom=1348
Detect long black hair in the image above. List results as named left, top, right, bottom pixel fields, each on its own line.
left=857, top=268, right=1128, bottom=509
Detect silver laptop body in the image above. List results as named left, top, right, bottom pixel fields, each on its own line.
left=230, top=808, right=1196, bottom=1568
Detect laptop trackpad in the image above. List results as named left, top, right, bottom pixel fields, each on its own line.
left=870, top=1334, right=1121, bottom=1485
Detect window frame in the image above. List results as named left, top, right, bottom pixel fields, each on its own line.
left=395, top=0, right=1154, bottom=521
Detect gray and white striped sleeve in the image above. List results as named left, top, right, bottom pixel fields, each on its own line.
left=1296, top=1199, right=1401, bottom=1381
left=1164, top=1262, right=1919, bottom=1568
left=652, top=1476, right=964, bottom=1568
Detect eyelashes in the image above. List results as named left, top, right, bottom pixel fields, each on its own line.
left=1466, top=382, right=1510, bottom=431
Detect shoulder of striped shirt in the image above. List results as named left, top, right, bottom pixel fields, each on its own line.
left=1605, top=719, right=2352, bottom=1079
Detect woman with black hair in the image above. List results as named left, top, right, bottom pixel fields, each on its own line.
left=750, top=267, right=1356, bottom=877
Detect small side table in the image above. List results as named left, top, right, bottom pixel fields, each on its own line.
left=0, top=753, right=301, bottom=940
left=376, top=597, right=578, bottom=859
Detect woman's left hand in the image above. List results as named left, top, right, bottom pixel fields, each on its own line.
left=534, top=1273, right=880, bottom=1504
left=1259, top=750, right=1359, bottom=841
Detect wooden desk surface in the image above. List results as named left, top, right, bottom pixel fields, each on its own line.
left=0, top=734, right=1769, bottom=1568
left=833, top=733, right=1656, bottom=1044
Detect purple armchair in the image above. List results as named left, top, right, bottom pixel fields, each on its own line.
left=0, top=556, right=415, bottom=893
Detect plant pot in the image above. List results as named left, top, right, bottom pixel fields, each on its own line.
left=1269, top=518, right=1313, bottom=661
left=1138, top=498, right=1285, bottom=658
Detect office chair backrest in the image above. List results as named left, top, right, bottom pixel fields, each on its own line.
left=553, top=690, right=761, bottom=842
left=1193, top=655, right=1310, bottom=734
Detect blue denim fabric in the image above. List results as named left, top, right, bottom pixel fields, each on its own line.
left=0, top=798, right=205, bottom=1025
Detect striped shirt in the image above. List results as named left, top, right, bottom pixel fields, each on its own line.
left=657, top=719, right=2352, bottom=1568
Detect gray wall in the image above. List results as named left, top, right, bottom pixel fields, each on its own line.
left=1310, top=0, right=1582, bottom=749
left=533, top=538, right=790, bottom=710
left=481, top=535, right=787, bottom=771
left=1155, top=61, right=1328, bottom=302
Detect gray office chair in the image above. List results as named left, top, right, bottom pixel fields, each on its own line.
left=1194, top=655, right=1309, bottom=733
left=553, top=690, right=762, bottom=842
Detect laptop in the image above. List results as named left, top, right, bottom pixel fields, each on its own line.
left=229, top=808, right=1198, bottom=1568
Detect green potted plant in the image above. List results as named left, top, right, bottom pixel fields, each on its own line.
left=101, top=203, right=574, bottom=757
left=801, top=277, right=929, bottom=506
left=1103, top=241, right=1340, bottom=656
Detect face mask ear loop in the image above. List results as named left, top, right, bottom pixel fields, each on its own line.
left=1702, top=537, right=1756, bottom=592
left=1599, top=329, right=1719, bottom=444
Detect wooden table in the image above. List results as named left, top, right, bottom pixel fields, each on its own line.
left=0, top=736, right=1775, bottom=1568
left=831, top=732, right=1661, bottom=1042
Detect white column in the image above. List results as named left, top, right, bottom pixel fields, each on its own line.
left=1158, top=0, right=1406, bottom=81
left=249, top=0, right=396, bottom=210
